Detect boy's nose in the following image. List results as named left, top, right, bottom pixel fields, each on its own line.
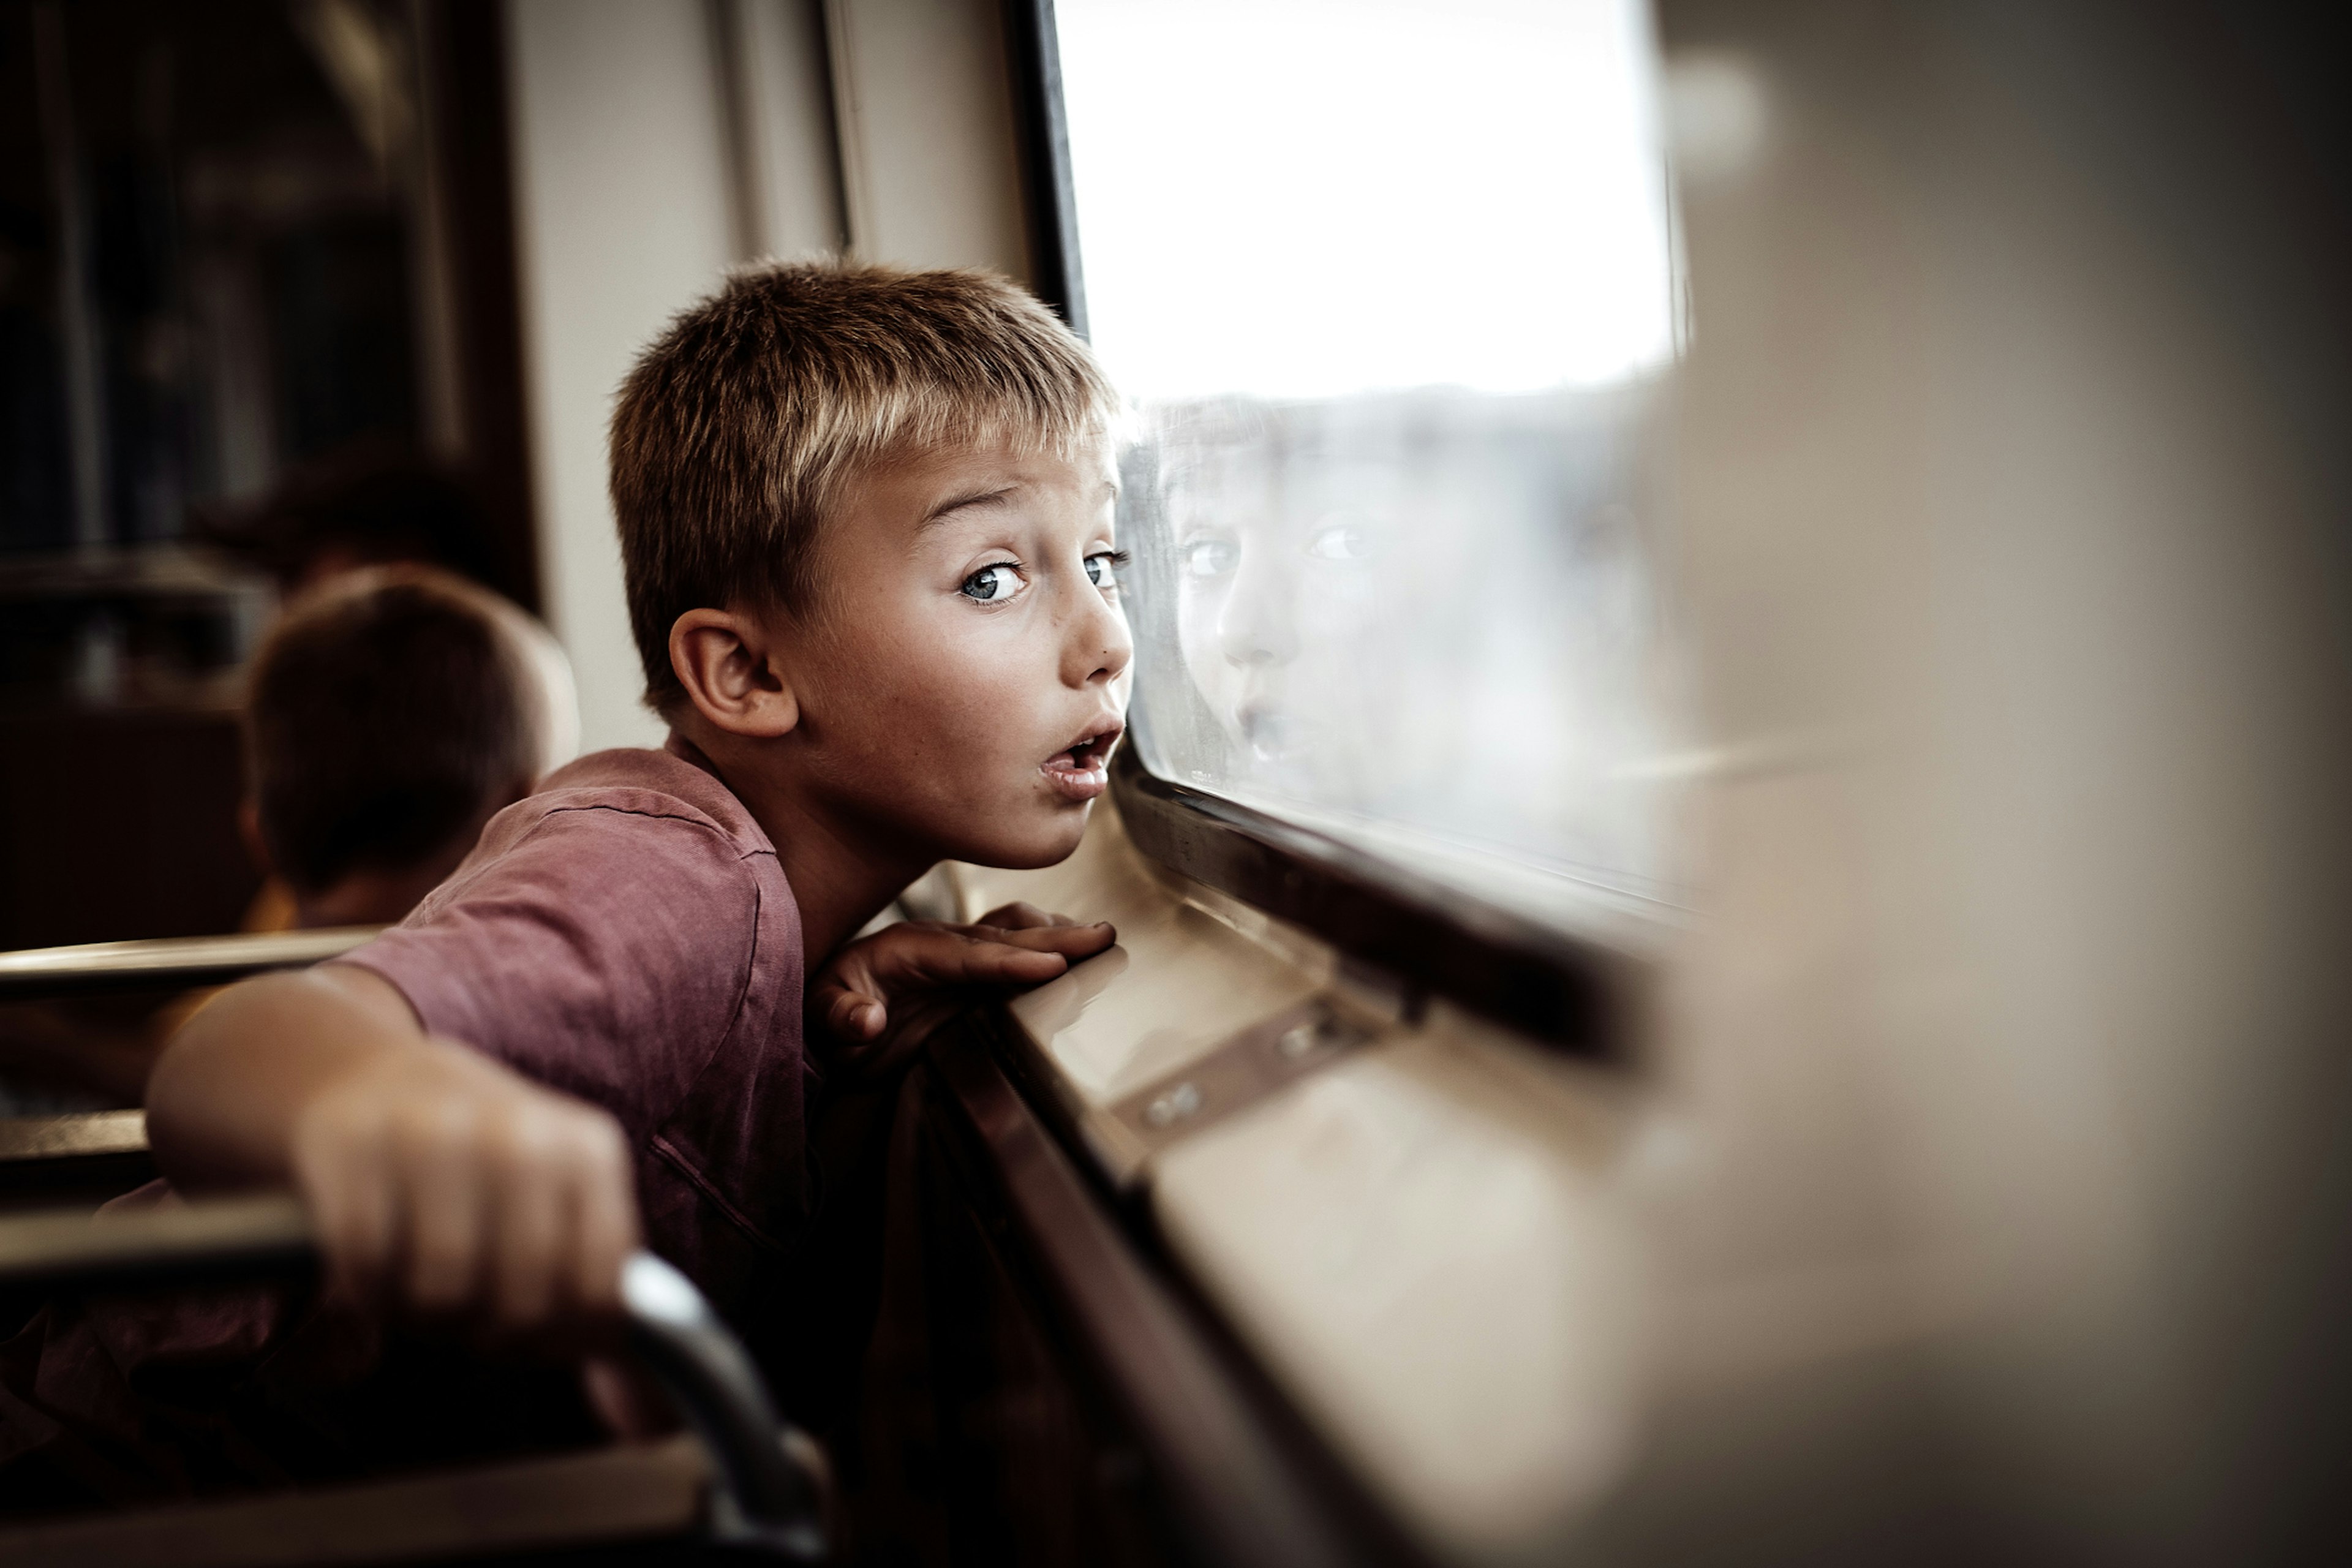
left=1065, top=581, right=1134, bottom=687
left=1219, top=564, right=1300, bottom=668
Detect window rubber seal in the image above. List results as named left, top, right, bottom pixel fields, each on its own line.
left=1109, top=748, right=1644, bottom=1058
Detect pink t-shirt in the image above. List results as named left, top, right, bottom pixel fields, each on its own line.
left=337, top=736, right=812, bottom=1321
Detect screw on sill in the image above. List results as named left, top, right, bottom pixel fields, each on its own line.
left=1145, top=1082, right=1202, bottom=1128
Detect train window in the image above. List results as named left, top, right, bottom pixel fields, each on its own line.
left=1056, top=0, right=1686, bottom=923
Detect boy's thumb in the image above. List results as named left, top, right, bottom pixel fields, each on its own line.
left=823, top=984, right=886, bottom=1039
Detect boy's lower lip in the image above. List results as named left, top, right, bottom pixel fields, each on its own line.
left=1041, top=755, right=1110, bottom=801
left=1041, top=722, right=1121, bottom=801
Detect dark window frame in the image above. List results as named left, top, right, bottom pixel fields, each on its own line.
left=1004, top=0, right=1649, bottom=1057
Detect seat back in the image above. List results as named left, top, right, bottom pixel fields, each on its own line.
left=0, top=1193, right=831, bottom=1561
left=0, top=929, right=378, bottom=1210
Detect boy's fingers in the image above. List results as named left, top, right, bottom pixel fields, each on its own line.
left=877, top=927, right=1073, bottom=984
left=940, top=940, right=1074, bottom=985
left=869, top=924, right=1118, bottom=989
left=304, top=1139, right=395, bottom=1311
left=824, top=992, right=886, bottom=1038
left=488, top=1123, right=566, bottom=1329
left=401, top=1113, right=488, bottom=1316
left=968, top=922, right=1116, bottom=959
left=567, top=1118, right=638, bottom=1319
left=342, top=1175, right=399, bottom=1311
left=807, top=922, right=1118, bottom=1048
left=976, top=901, right=1067, bottom=931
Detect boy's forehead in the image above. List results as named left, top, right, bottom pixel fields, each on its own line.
left=895, top=435, right=1117, bottom=509
left=823, top=435, right=1117, bottom=562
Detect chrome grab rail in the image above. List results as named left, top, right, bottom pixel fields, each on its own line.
left=620, top=1251, right=830, bottom=1557
left=0, top=1190, right=312, bottom=1292
left=0, top=929, right=383, bottom=1001
left=0, top=1194, right=830, bottom=1559
left=0, top=1108, right=148, bottom=1164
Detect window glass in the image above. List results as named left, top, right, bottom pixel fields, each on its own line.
left=1058, top=0, right=1687, bottom=918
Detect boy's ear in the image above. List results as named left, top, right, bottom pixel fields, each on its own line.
left=669, top=608, right=801, bottom=739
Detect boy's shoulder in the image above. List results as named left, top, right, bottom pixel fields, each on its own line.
left=347, top=733, right=801, bottom=1085
left=383, top=735, right=784, bottom=944
left=504, top=736, right=772, bottom=862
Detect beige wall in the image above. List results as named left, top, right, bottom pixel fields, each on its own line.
left=823, top=0, right=1032, bottom=276
left=505, top=0, right=733, bottom=753
left=503, top=0, right=1030, bottom=754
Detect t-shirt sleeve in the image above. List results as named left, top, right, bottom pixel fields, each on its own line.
left=333, top=804, right=764, bottom=1139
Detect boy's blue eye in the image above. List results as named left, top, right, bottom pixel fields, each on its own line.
left=962, top=563, right=1022, bottom=602
left=1085, top=549, right=1128, bottom=589
left=1306, top=522, right=1378, bottom=561
left=1182, top=538, right=1238, bottom=579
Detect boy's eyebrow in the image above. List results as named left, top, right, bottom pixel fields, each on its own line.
left=918, top=477, right=1118, bottom=527
left=921, top=485, right=1019, bottom=527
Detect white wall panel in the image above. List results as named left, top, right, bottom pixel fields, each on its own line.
left=824, top=0, right=1031, bottom=276
left=732, top=0, right=850, bottom=259
left=504, top=0, right=736, bottom=753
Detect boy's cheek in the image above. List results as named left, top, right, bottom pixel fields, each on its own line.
left=927, top=723, right=1098, bottom=862
left=845, top=622, right=1097, bottom=862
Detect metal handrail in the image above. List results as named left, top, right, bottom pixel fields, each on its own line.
left=620, top=1251, right=829, bottom=1556
left=0, top=1108, right=148, bottom=1164
left=0, top=1194, right=830, bottom=1559
left=0, top=928, right=383, bottom=1000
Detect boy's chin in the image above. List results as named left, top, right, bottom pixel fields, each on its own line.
left=954, top=802, right=1094, bottom=871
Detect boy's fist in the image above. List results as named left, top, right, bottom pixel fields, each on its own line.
left=812, top=902, right=1115, bottom=1074
left=287, top=1038, right=639, bottom=1339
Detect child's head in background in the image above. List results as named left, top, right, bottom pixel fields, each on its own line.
left=611, top=262, right=1131, bottom=876
left=244, top=566, right=579, bottom=928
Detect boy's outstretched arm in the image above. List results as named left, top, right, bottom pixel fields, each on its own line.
left=146, top=965, right=638, bottom=1335
left=148, top=908, right=1106, bottom=1331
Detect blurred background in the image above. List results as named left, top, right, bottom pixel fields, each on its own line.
left=1, top=0, right=525, bottom=954
left=0, top=0, right=2346, bottom=1559
left=0, top=0, right=1042, bottom=961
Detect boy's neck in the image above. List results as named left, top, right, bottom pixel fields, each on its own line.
left=669, top=720, right=932, bottom=970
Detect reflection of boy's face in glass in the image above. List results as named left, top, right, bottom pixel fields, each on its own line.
left=1144, top=395, right=1668, bottom=884
left=1170, top=446, right=1400, bottom=775
left=1156, top=413, right=1630, bottom=822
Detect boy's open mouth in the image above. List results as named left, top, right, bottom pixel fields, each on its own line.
left=1041, top=718, right=1124, bottom=801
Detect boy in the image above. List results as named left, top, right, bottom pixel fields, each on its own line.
left=145, top=262, right=1128, bottom=1393
left=238, top=564, right=581, bottom=932
left=0, top=568, right=575, bottom=1110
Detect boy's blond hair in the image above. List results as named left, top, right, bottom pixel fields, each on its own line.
left=610, top=261, right=1116, bottom=708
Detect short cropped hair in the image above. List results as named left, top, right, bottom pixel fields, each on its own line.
left=610, top=261, right=1116, bottom=707
left=247, top=568, right=547, bottom=894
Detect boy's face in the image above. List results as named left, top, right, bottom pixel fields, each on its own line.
left=1169, top=442, right=1400, bottom=777
left=779, top=435, right=1132, bottom=869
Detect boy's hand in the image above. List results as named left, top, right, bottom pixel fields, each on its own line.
left=149, top=967, right=639, bottom=1359
left=812, top=902, right=1115, bottom=1076
left=287, top=1035, right=639, bottom=1341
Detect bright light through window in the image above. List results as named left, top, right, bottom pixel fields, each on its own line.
left=1059, top=0, right=1687, bottom=922
left=1058, top=0, right=1675, bottom=401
